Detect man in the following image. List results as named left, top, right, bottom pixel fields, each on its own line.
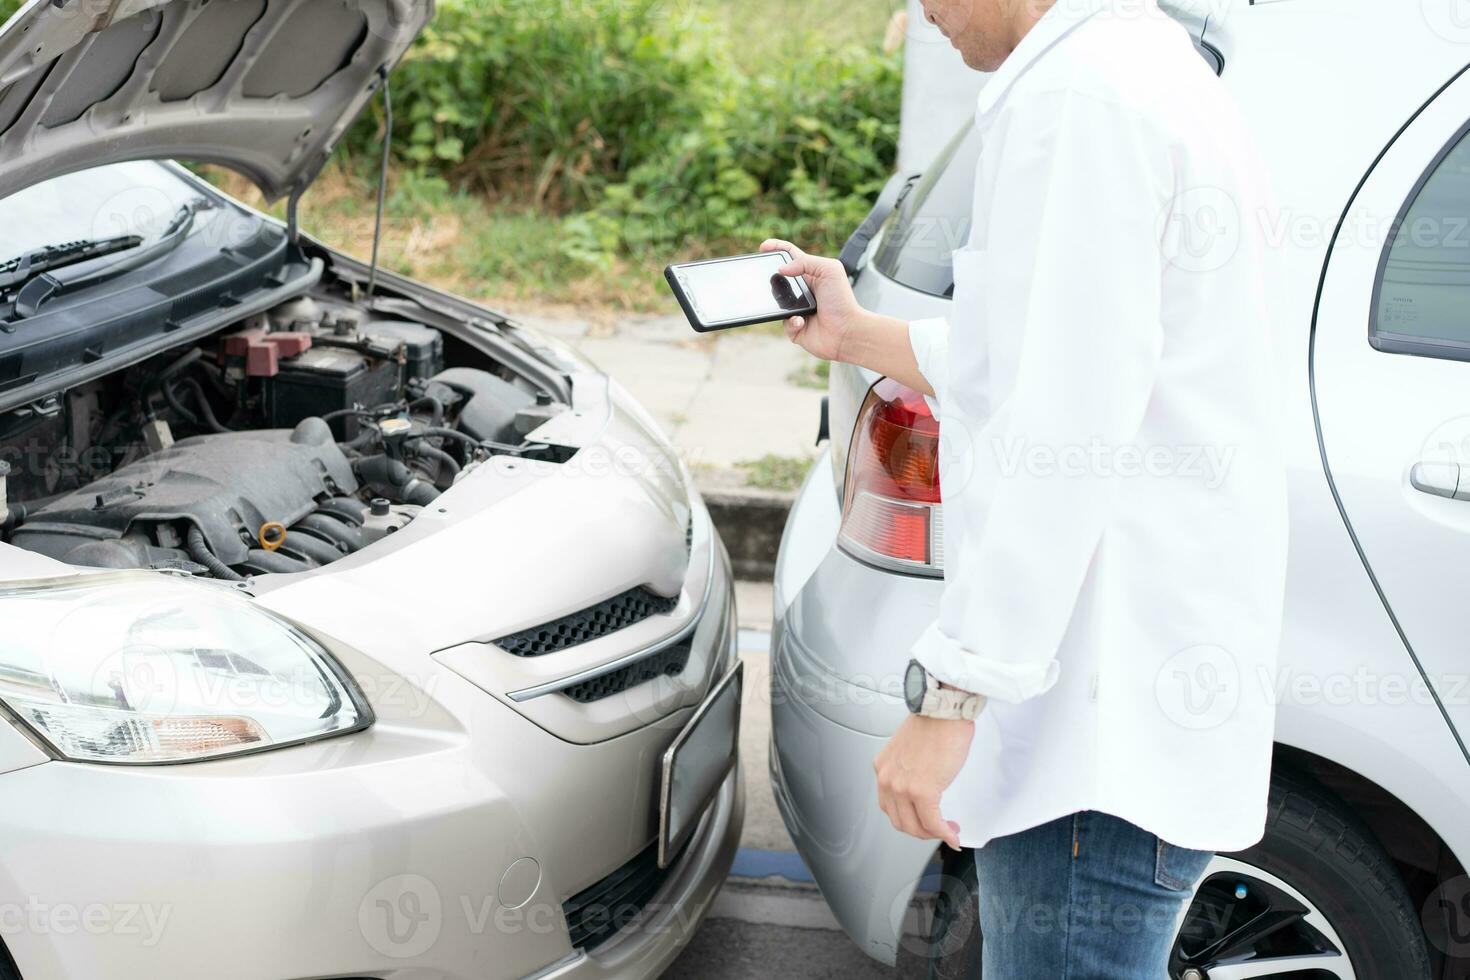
left=762, top=0, right=1287, bottom=974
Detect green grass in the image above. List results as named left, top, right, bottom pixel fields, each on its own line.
left=736, top=453, right=815, bottom=492
left=788, top=358, right=830, bottom=389
left=205, top=164, right=672, bottom=312
left=705, top=0, right=900, bottom=56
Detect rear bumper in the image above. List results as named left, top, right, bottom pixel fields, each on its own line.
left=767, top=458, right=941, bottom=966
left=769, top=616, right=936, bottom=967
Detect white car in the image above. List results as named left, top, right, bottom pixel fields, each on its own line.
left=772, top=1, right=1470, bottom=977
left=0, top=1, right=742, bottom=978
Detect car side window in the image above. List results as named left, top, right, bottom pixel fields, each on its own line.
left=1372, top=124, right=1470, bottom=360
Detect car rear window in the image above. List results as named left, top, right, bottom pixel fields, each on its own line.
left=873, top=35, right=1223, bottom=298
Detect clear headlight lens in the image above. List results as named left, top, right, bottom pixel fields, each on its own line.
left=0, top=573, right=369, bottom=764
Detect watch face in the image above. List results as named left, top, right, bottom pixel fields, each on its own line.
left=904, top=661, right=926, bottom=713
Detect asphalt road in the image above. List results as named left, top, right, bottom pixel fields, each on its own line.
left=665, top=916, right=893, bottom=980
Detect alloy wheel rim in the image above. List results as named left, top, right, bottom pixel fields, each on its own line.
left=1170, top=856, right=1356, bottom=980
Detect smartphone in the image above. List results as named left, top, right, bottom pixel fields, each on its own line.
left=664, top=251, right=818, bottom=333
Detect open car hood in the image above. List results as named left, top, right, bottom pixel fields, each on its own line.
left=0, top=0, right=430, bottom=202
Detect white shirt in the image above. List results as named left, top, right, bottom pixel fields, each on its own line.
left=907, top=0, right=1288, bottom=852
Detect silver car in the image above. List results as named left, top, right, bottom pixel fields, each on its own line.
left=0, top=1, right=741, bottom=977
left=773, top=1, right=1470, bottom=976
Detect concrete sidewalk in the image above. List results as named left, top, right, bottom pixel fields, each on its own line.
left=513, top=311, right=828, bottom=476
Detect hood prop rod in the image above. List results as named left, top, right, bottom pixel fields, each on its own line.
left=367, top=66, right=393, bottom=299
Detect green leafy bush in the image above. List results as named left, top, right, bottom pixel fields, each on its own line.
left=361, top=0, right=902, bottom=263
left=566, top=41, right=901, bottom=262
left=351, top=0, right=727, bottom=211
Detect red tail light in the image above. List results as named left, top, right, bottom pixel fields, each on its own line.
left=837, top=379, right=944, bottom=575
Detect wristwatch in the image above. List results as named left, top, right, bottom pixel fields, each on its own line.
left=904, top=659, right=986, bottom=721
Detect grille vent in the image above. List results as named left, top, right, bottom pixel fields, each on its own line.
left=560, top=642, right=692, bottom=704
left=562, top=841, right=683, bottom=950
left=492, top=587, right=678, bottom=658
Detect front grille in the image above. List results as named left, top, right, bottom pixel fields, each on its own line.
left=560, top=642, right=692, bottom=703
left=563, top=841, right=683, bottom=950
left=492, top=587, right=679, bottom=657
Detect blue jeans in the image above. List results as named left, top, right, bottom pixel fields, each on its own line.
left=973, top=811, right=1213, bottom=978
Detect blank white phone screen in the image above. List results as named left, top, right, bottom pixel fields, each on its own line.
left=677, top=253, right=808, bottom=325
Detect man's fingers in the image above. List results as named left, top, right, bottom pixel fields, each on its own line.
left=918, top=800, right=961, bottom=850
left=895, top=799, right=928, bottom=840
left=760, top=238, right=813, bottom=278
left=785, top=316, right=806, bottom=339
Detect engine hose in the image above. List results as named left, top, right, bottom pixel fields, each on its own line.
left=161, top=379, right=201, bottom=427
left=186, top=526, right=244, bottom=581
left=408, top=439, right=460, bottom=487
left=151, top=348, right=202, bottom=389
left=420, top=427, right=484, bottom=456
left=1, top=503, right=25, bottom=537
left=179, top=377, right=232, bottom=433
left=408, top=395, right=446, bottom=427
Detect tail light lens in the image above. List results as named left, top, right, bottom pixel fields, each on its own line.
left=837, top=379, right=944, bottom=576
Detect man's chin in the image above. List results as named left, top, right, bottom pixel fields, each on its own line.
left=958, top=47, right=1002, bottom=72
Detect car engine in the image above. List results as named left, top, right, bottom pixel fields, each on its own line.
left=0, top=293, right=566, bottom=579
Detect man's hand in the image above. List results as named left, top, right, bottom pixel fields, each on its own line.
left=758, top=239, right=935, bottom=396
left=874, top=714, right=973, bottom=850
left=759, top=239, right=868, bottom=363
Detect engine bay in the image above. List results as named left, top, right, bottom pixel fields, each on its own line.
left=0, top=288, right=570, bottom=580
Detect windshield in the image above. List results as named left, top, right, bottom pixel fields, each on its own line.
left=0, top=162, right=211, bottom=258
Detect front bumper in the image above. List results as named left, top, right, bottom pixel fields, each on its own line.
left=0, top=522, right=742, bottom=980
left=0, top=741, right=741, bottom=980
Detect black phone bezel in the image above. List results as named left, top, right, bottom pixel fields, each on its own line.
left=664, top=251, right=818, bottom=333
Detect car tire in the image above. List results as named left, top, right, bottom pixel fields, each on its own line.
left=1195, top=769, right=1431, bottom=980
left=916, top=770, right=1431, bottom=979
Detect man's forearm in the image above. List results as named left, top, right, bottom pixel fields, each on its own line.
left=841, top=312, right=935, bottom=397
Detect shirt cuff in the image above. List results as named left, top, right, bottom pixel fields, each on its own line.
left=906, top=316, right=949, bottom=413
left=910, top=620, right=1062, bottom=704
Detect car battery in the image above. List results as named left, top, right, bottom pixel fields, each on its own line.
left=362, top=320, right=443, bottom=385
left=265, top=347, right=400, bottom=439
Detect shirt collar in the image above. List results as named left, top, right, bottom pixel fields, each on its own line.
left=974, top=0, right=1121, bottom=118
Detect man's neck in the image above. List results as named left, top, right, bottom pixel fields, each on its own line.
left=1001, top=0, right=1057, bottom=57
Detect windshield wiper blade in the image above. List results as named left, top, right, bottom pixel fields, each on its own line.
left=0, top=235, right=143, bottom=291
left=1, top=198, right=216, bottom=319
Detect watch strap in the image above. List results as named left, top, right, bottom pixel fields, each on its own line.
left=919, top=676, right=986, bottom=721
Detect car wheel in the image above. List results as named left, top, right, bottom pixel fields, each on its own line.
left=919, top=772, right=1430, bottom=979
left=1172, top=771, right=1430, bottom=980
